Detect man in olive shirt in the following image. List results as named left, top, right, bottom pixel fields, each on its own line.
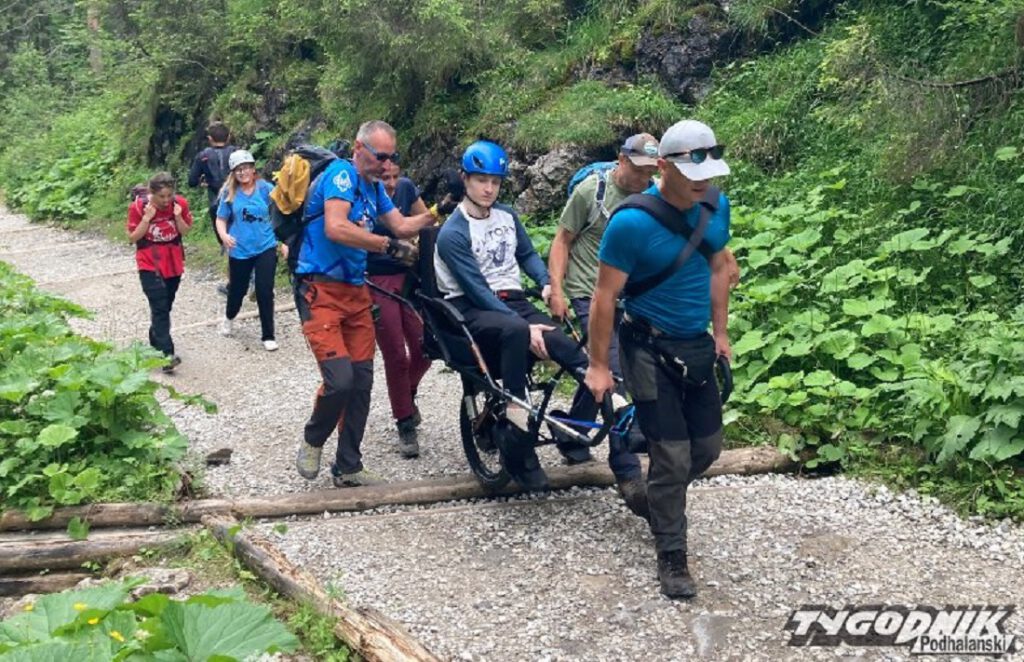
left=546, top=133, right=661, bottom=516
left=546, top=133, right=740, bottom=519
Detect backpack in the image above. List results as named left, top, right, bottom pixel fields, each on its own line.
left=565, top=162, right=653, bottom=236
left=268, top=144, right=338, bottom=272
left=204, top=145, right=235, bottom=192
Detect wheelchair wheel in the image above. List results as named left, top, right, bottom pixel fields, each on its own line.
left=459, top=381, right=511, bottom=492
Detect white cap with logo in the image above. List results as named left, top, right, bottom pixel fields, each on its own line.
left=658, top=120, right=730, bottom=181
left=228, top=149, right=256, bottom=172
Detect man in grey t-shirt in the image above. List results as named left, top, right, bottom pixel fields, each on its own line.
left=545, top=133, right=660, bottom=518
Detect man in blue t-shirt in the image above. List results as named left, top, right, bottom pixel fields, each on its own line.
left=293, top=120, right=438, bottom=488
left=585, top=119, right=734, bottom=600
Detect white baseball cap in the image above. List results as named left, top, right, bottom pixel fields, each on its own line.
left=228, top=149, right=256, bottom=171
left=658, top=120, right=730, bottom=181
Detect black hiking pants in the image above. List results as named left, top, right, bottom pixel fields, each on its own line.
left=139, top=270, right=181, bottom=357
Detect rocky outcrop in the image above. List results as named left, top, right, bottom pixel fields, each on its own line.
left=512, top=146, right=591, bottom=216
left=635, top=15, right=730, bottom=105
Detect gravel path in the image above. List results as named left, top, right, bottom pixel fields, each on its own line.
left=3, top=210, right=1023, bottom=661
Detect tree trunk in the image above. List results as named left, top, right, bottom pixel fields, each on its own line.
left=204, top=516, right=441, bottom=662
left=0, top=572, right=91, bottom=597
left=0, top=529, right=187, bottom=572
left=0, top=446, right=796, bottom=532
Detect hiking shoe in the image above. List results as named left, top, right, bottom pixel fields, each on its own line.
left=216, top=283, right=229, bottom=296
left=410, top=407, right=422, bottom=429
left=617, top=476, right=650, bottom=522
left=219, top=318, right=233, bottom=337
left=295, top=441, right=322, bottom=480
left=515, top=448, right=550, bottom=492
left=263, top=339, right=279, bottom=351
left=657, top=550, right=697, bottom=599
left=396, top=417, right=420, bottom=458
left=161, top=355, right=182, bottom=374
left=332, top=470, right=386, bottom=488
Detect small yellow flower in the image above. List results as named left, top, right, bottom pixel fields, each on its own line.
left=109, top=630, right=125, bottom=643
left=73, top=602, right=87, bottom=612
left=87, top=617, right=100, bottom=625
left=22, top=603, right=34, bottom=612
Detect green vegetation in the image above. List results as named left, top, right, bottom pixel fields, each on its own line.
left=0, top=579, right=298, bottom=660
left=704, top=0, right=1024, bottom=516
left=0, top=262, right=210, bottom=522
left=0, top=0, right=1022, bottom=517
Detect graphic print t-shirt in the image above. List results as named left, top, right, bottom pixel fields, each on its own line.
left=434, top=204, right=522, bottom=298
left=126, top=195, right=193, bottom=278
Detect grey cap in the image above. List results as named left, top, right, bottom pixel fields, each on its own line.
left=620, top=133, right=660, bottom=166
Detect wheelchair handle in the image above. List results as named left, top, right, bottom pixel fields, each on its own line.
left=717, top=355, right=733, bottom=404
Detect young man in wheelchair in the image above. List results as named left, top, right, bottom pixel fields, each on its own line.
left=434, top=140, right=642, bottom=499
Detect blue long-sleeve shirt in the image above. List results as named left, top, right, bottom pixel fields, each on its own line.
left=434, top=203, right=549, bottom=315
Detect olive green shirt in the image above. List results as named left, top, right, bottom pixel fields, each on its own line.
left=558, top=172, right=631, bottom=299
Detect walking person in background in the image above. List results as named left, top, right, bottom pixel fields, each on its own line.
left=367, top=162, right=432, bottom=458
left=188, top=120, right=236, bottom=295
left=126, top=172, right=194, bottom=373
left=215, top=149, right=282, bottom=351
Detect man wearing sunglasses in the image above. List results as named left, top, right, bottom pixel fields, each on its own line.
left=293, top=120, right=437, bottom=489
left=585, top=119, right=734, bottom=599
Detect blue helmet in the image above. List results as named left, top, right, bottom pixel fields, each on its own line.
left=461, top=140, right=508, bottom=177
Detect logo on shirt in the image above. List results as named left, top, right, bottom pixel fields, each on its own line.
left=333, top=169, right=353, bottom=194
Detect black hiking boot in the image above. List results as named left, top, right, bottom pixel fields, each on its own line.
left=617, top=476, right=650, bottom=523
left=495, top=424, right=549, bottom=492
left=657, top=550, right=697, bottom=599
left=396, top=415, right=420, bottom=458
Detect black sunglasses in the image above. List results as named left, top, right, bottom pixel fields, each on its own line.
left=663, top=144, right=726, bottom=164
left=363, top=142, right=400, bottom=164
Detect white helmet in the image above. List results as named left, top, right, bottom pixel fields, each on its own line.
left=228, top=149, right=256, bottom=171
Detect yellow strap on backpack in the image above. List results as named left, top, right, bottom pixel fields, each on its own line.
left=269, top=154, right=312, bottom=215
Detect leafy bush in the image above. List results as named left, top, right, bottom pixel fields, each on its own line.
left=0, top=580, right=298, bottom=660
left=0, top=263, right=202, bottom=521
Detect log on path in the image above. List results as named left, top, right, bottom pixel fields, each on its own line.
left=1, top=446, right=796, bottom=532
left=0, top=528, right=188, bottom=572
left=0, top=572, right=91, bottom=597
left=204, top=515, right=441, bottom=662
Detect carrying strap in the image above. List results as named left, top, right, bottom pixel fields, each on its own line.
left=618, top=188, right=719, bottom=299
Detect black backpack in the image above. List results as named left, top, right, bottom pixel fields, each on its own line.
left=268, top=144, right=339, bottom=272
left=204, top=145, right=235, bottom=192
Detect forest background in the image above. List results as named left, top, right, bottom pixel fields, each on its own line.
left=1, top=0, right=1023, bottom=518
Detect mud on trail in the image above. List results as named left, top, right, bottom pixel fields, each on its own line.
left=2, top=211, right=1022, bottom=661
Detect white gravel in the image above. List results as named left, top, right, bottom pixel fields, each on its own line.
left=3, top=210, right=1023, bottom=661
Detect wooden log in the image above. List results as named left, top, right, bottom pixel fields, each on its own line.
left=0, top=528, right=187, bottom=572
left=204, top=515, right=441, bottom=662
left=1, top=446, right=796, bottom=532
left=0, top=572, right=91, bottom=597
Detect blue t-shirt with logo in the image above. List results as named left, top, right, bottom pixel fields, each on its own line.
left=598, top=185, right=730, bottom=338
left=296, top=160, right=396, bottom=284
left=216, top=180, right=277, bottom=259
left=368, top=177, right=420, bottom=276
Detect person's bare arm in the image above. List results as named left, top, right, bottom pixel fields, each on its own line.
left=584, top=263, right=629, bottom=400
left=545, top=227, right=576, bottom=320
left=378, top=207, right=436, bottom=239
left=710, top=250, right=732, bottom=360
left=324, top=199, right=391, bottom=252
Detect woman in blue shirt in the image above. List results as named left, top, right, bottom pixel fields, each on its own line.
left=215, top=150, right=283, bottom=351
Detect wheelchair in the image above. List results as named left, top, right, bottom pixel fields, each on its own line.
left=367, top=228, right=616, bottom=492
left=367, top=228, right=733, bottom=492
